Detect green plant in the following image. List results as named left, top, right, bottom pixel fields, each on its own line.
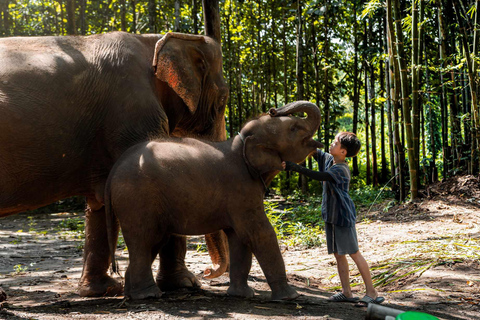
left=13, top=264, right=28, bottom=273
left=59, top=217, right=85, bottom=232
left=350, top=185, right=394, bottom=207
left=264, top=201, right=324, bottom=249
left=196, top=243, right=208, bottom=253
left=27, top=216, right=37, bottom=232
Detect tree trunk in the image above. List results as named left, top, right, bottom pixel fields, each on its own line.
left=174, top=0, right=180, bottom=32
left=296, top=0, right=308, bottom=194
left=236, top=48, right=243, bottom=132
left=411, top=0, right=420, bottom=187
left=352, top=2, right=360, bottom=176
left=454, top=0, right=479, bottom=173
left=120, top=0, right=127, bottom=31
left=79, top=0, right=86, bottom=35
left=148, top=0, right=156, bottom=33
left=131, top=0, right=136, bottom=33
left=272, top=2, right=278, bottom=109
left=192, top=0, right=198, bottom=34
left=436, top=0, right=450, bottom=179
left=393, top=0, right=417, bottom=199
left=323, top=0, right=331, bottom=149
left=364, top=20, right=371, bottom=186
left=226, top=2, right=233, bottom=138
left=387, top=0, right=405, bottom=200
left=369, top=19, right=378, bottom=187
left=282, top=8, right=291, bottom=191
left=59, top=0, right=65, bottom=35
left=203, top=0, right=221, bottom=42
left=65, top=0, right=76, bottom=35
left=386, top=59, right=396, bottom=190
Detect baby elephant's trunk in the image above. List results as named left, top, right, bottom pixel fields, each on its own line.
left=268, top=101, right=321, bottom=135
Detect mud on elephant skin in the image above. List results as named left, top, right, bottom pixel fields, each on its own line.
left=0, top=31, right=229, bottom=298
left=105, top=101, right=323, bottom=301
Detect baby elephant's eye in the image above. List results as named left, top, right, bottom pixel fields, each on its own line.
left=290, top=125, right=297, bottom=132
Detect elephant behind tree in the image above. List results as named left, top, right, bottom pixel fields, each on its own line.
left=0, top=31, right=229, bottom=300
left=105, top=101, right=323, bottom=300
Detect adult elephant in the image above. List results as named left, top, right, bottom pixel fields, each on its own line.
left=0, top=31, right=229, bottom=299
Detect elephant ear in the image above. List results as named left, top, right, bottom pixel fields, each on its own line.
left=152, top=32, right=208, bottom=114
left=244, top=136, right=283, bottom=175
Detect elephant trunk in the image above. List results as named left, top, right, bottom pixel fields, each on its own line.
left=269, top=101, right=321, bottom=135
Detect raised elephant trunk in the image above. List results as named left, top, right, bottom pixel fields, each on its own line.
left=268, top=101, right=321, bottom=135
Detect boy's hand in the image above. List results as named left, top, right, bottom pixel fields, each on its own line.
left=281, top=161, right=287, bottom=170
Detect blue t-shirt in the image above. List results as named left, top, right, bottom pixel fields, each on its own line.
left=314, top=150, right=357, bottom=227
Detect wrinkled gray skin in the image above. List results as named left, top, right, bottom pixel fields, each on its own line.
left=0, top=31, right=229, bottom=299
left=106, top=101, right=323, bottom=300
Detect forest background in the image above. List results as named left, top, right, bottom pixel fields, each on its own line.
left=0, top=0, right=479, bottom=202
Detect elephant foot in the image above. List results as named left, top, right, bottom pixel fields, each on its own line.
left=0, top=287, right=6, bottom=302
left=126, top=284, right=162, bottom=300
left=203, top=263, right=228, bottom=279
left=156, top=268, right=201, bottom=291
left=78, top=275, right=123, bottom=297
left=270, top=284, right=299, bottom=301
left=227, top=284, right=254, bottom=298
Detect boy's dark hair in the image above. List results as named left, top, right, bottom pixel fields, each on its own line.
left=336, top=132, right=361, bottom=157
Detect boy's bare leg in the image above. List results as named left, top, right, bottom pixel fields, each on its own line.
left=349, top=251, right=377, bottom=298
left=333, top=253, right=354, bottom=298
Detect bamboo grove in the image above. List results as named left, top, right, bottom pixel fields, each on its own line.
left=0, top=0, right=478, bottom=200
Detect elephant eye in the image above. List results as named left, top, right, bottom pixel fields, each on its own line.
left=197, top=58, right=206, bottom=72
left=290, top=125, right=297, bottom=132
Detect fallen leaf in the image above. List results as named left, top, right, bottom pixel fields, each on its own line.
left=254, top=306, right=271, bottom=310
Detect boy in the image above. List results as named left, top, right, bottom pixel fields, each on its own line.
left=282, top=132, right=384, bottom=307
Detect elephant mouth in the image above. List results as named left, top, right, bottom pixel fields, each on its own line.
left=303, top=137, right=324, bottom=150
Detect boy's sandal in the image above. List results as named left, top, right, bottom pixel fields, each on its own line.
left=355, top=295, right=385, bottom=307
left=328, top=292, right=359, bottom=303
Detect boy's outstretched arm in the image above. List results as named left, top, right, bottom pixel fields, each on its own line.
left=282, top=161, right=334, bottom=182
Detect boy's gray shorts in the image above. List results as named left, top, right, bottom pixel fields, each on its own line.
left=325, top=222, right=359, bottom=255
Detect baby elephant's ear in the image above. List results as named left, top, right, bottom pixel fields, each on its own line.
left=244, top=136, right=283, bottom=175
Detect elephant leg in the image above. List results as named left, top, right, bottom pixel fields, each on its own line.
left=78, top=197, right=123, bottom=297
left=203, top=230, right=229, bottom=279
left=247, top=222, right=299, bottom=301
left=124, top=242, right=162, bottom=300
left=225, top=230, right=254, bottom=298
left=155, top=235, right=201, bottom=291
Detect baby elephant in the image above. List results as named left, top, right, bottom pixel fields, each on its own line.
left=106, top=101, right=322, bottom=300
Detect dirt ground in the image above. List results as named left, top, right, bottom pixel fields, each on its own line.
left=0, top=176, right=479, bottom=320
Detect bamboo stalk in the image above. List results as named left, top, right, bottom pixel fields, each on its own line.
left=392, top=0, right=417, bottom=199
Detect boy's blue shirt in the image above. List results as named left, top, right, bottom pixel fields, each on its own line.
left=314, top=149, right=357, bottom=227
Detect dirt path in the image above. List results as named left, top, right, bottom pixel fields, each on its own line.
left=1, top=177, right=479, bottom=319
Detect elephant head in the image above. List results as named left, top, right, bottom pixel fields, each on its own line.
left=152, top=32, right=228, bottom=142
left=240, top=101, right=323, bottom=176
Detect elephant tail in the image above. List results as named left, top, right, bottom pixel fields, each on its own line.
left=105, top=183, right=120, bottom=275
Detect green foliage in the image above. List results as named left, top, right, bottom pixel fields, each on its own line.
left=350, top=185, right=394, bottom=207
left=13, top=264, right=28, bottom=274
left=196, top=243, right=208, bottom=253
left=58, top=217, right=85, bottom=232
left=264, top=200, right=324, bottom=249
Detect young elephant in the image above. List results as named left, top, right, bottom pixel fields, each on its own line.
left=106, top=101, right=322, bottom=300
